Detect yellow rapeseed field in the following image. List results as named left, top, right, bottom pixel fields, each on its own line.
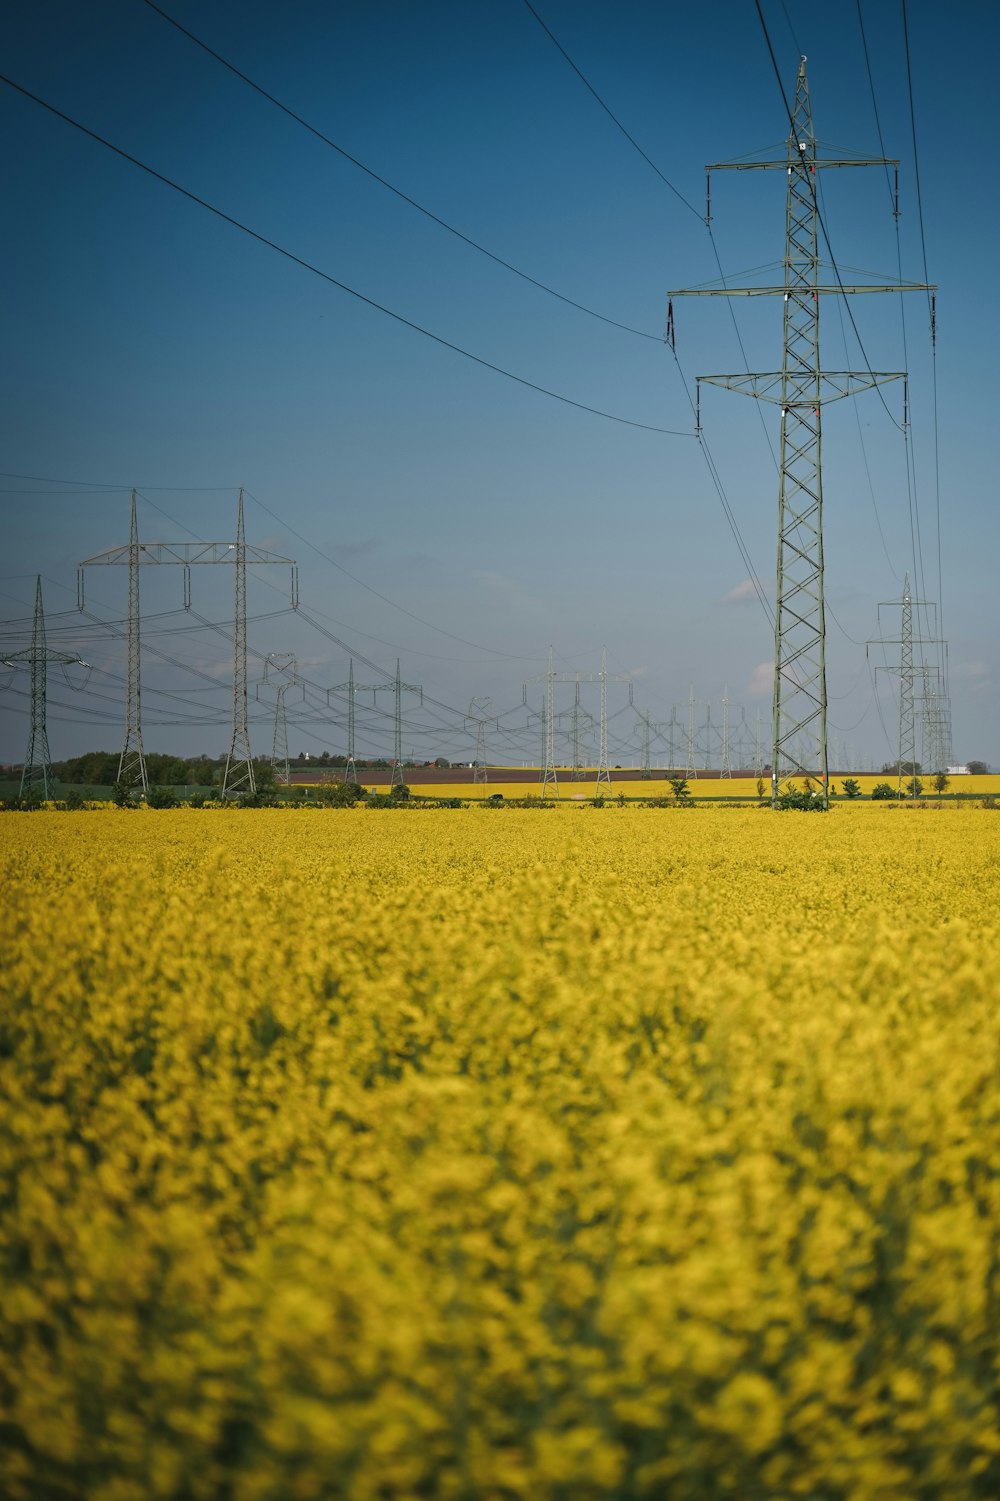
left=2, top=807, right=999, bottom=1500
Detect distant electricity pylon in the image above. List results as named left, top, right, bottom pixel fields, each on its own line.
left=374, top=660, right=422, bottom=788
left=526, top=646, right=560, bottom=795
left=257, top=653, right=300, bottom=786
left=685, top=686, right=698, bottom=779
left=466, top=698, right=497, bottom=789
left=919, top=664, right=951, bottom=777
left=558, top=684, right=595, bottom=780
left=634, top=705, right=663, bottom=779
left=526, top=645, right=629, bottom=794
left=79, top=489, right=296, bottom=799
left=666, top=706, right=680, bottom=770
left=594, top=647, right=630, bottom=793
left=327, top=658, right=384, bottom=782
left=720, top=685, right=732, bottom=778
left=670, top=56, right=932, bottom=807
left=2, top=576, right=88, bottom=799
left=753, top=707, right=764, bottom=775
left=868, top=572, right=945, bottom=796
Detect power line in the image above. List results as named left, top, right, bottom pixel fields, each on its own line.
left=141, top=0, right=662, bottom=344
left=517, top=2, right=773, bottom=629
left=1, top=475, right=545, bottom=665
left=0, top=74, right=688, bottom=438
left=521, top=0, right=702, bottom=221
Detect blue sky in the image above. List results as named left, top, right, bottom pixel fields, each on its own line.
left=1, top=0, right=996, bottom=771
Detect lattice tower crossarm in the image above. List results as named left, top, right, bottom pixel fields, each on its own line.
left=669, top=56, right=934, bottom=809
left=1, top=577, right=88, bottom=799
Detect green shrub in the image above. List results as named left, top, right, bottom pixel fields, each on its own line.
left=146, top=786, right=180, bottom=809
left=777, top=782, right=828, bottom=812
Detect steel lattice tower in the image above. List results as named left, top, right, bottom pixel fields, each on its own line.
left=685, top=686, right=698, bottom=778
left=374, top=660, right=422, bottom=788
left=327, top=659, right=384, bottom=782
left=258, top=653, right=299, bottom=786
left=120, top=489, right=148, bottom=796
left=524, top=647, right=560, bottom=794
left=634, top=705, right=662, bottom=780
left=898, top=575, right=915, bottom=792
left=2, top=577, right=87, bottom=799
left=560, top=684, right=594, bottom=781
left=671, top=56, right=931, bottom=807
left=223, top=491, right=255, bottom=797
left=79, top=490, right=295, bottom=800
left=542, top=647, right=558, bottom=793
left=720, top=685, right=732, bottom=777
left=595, top=647, right=613, bottom=793
left=527, top=647, right=628, bottom=794
left=868, top=572, right=944, bottom=798
left=919, top=664, right=949, bottom=776
left=466, top=698, right=497, bottom=789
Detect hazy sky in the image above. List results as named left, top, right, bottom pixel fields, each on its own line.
left=2, top=1, right=996, bottom=771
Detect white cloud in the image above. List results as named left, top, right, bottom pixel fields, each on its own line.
left=724, top=578, right=764, bottom=604
left=953, top=661, right=990, bottom=681
left=746, top=661, right=773, bottom=697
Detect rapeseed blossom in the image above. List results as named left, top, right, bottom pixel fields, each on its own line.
left=1, top=809, right=998, bottom=1499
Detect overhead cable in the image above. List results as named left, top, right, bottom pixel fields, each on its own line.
left=0, top=74, right=689, bottom=437
left=141, top=0, right=662, bottom=342
left=521, top=0, right=702, bottom=221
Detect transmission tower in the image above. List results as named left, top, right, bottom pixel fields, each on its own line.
left=526, top=645, right=628, bottom=793
left=558, top=684, right=595, bottom=780
left=79, top=488, right=296, bottom=799
left=670, top=57, right=932, bottom=807
left=327, top=658, right=385, bottom=782
left=720, top=685, right=732, bottom=777
left=868, top=572, right=945, bottom=797
left=525, top=646, right=560, bottom=794
left=919, top=663, right=950, bottom=776
left=2, top=577, right=88, bottom=799
left=634, top=705, right=663, bottom=780
left=119, top=489, right=148, bottom=795
left=685, top=686, right=698, bottom=778
left=666, top=706, right=680, bottom=771
left=595, top=647, right=621, bottom=793
left=257, top=653, right=300, bottom=786
left=466, top=698, right=497, bottom=789
left=702, top=702, right=714, bottom=773
left=374, top=660, right=422, bottom=788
